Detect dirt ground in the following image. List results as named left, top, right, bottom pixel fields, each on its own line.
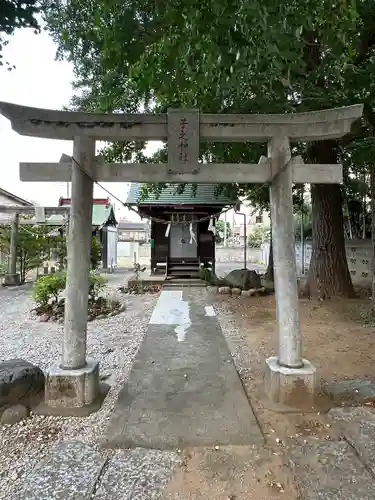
left=166, top=292, right=375, bottom=499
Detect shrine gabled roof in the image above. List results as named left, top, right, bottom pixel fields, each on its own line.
left=126, top=183, right=236, bottom=206
left=92, top=204, right=117, bottom=227
left=17, top=204, right=118, bottom=227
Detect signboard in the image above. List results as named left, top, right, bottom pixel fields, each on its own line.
left=167, top=108, right=200, bottom=174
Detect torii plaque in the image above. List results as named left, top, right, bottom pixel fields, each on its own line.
left=0, top=101, right=363, bottom=412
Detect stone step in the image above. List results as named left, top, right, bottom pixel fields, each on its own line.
left=168, top=265, right=200, bottom=271
left=167, top=270, right=201, bottom=278
left=163, top=279, right=206, bottom=287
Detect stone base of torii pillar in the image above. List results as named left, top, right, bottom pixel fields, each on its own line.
left=34, top=136, right=107, bottom=417
left=264, top=357, right=316, bottom=407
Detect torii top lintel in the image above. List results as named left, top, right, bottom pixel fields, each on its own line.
left=0, top=101, right=363, bottom=143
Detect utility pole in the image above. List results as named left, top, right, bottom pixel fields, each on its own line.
left=224, top=211, right=227, bottom=247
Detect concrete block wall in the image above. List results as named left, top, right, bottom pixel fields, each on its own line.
left=266, top=240, right=372, bottom=283
left=116, top=240, right=373, bottom=282
left=215, top=246, right=264, bottom=264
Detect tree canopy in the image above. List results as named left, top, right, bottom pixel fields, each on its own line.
left=43, top=0, right=375, bottom=297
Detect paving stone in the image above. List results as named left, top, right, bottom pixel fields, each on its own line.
left=94, top=448, right=181, bottom=499
left=329, top=406, right=375, bottom=476
left=325, top=379, right=375, bottom=403
left=104, top=289, right=263, bottom=449
left=9, top=441, right=106, bottom=500
left=287, top=439, right=375, bottom=499
left=328, top=406, right=375, bottom=424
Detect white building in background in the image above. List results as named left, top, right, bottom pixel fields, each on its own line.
left=220, top=201, right=270, bottom=245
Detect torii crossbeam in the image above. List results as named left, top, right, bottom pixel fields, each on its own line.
left=0, top=102, right=363, bottom=413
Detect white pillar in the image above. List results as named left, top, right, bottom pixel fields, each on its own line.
left=3, top=213, right=21, bottom=286
left=9, top=212, right=19, bottom=275
left=268, top=137, right=302, bottom=368
left=62, top=136, right=95, bottom=369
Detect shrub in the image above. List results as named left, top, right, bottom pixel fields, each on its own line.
left=90, top=237, right=102, bottom=269
left=33, top=272, right=66, bottom=308
left=248, top=226, right=270, bottom=248
left=33, top=271, right=107, bottom=309
left=88, top=272, right=107, bottom=301
left=199, top=266, right=217, bottom=285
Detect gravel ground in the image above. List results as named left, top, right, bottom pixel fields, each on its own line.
left=212, top=295, right=261, bottom=381
left=0, top=273, right=158, bottom=499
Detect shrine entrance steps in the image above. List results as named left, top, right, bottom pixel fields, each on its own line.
left=127, top=274, right=207, bottom=288
left=166, top=257, right=200, bottom=279
left=103, top=289, right=263, bottom=449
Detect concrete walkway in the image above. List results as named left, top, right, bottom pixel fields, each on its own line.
left=104, top=289, right=263, bottom=449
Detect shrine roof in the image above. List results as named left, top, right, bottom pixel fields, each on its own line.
left=11, top=204, right=118, bottom=227
left=126, top=183, right=236, bottom=207
left=91, top=204, right=117, bottom=226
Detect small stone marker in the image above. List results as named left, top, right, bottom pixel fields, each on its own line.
left=167, top=108, right=200, bottom=174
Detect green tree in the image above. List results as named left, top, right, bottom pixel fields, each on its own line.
left=44, top=0, right=374, bottom=298
left=0, top=224, right=58, bottom=283
left=248, top=225, right=270, bottom=248
left=51, top=233, right=103, bottom=271
left=90, top=236, right=102, bottom=270
left=215, top=220, right=231, bottom=244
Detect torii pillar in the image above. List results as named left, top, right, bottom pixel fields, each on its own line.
left=264, top=138, right=316, bottom=407
left=41, top=136, right=102, bottom=415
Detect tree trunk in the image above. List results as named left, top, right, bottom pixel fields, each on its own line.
left=371, top=165, right=375, bottom=302
left=304, top=141, right=355, bottom=299
left=264, top=237, right=274, bottom=282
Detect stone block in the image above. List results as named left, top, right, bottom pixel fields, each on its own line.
left=264, top=356, right=316, bottom=407
left=44, top=359, right=100, bottom=412
left=1, top=404, right=29, bottom=425
left=0, top=359, right=44, bottom=408
left=224, top=269, right=261, bottom=290
left=324, top=379, right=375, bottom=404
left=2, top=273, right=21, bottom=286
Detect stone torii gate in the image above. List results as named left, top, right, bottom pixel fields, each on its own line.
left=0, top=102, right=363, bottom=413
